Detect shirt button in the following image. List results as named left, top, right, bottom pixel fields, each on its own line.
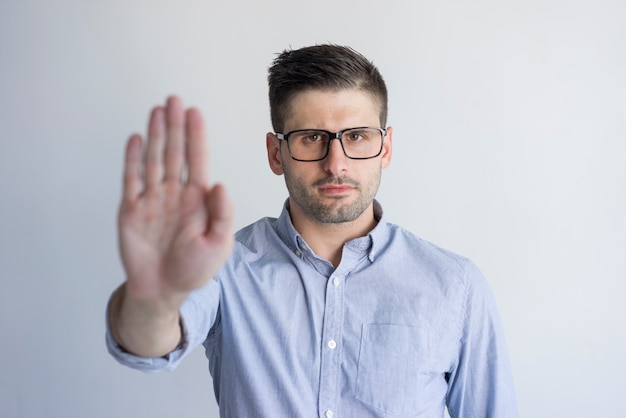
left=327, top=339, right=337, bottom=350
left=325, top=410, right=334, bottom=418
left=295, top=249, right=302, bottom=257
left=332, top=277, right=340, bottom=287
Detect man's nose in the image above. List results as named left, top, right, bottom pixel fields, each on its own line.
left=322, top=138, right=348, bottom=173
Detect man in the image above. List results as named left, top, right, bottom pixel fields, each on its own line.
left=107, top=44, right=518, bottom=417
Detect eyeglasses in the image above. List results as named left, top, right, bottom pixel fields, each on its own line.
left=275, top=127, right=387, bottom=162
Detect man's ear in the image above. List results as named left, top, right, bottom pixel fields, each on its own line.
left=381, top=126, right=393, bottom=169
left=266, top=132, right=284, bottom=175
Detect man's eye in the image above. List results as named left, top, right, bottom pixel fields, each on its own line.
left=303, top=134, right=323, bottom=143
left=345, top=133, right=364, bottom=142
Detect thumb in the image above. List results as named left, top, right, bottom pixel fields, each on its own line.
left=204, top=183, right=234, bottom=240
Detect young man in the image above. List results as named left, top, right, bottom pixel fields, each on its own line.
left=107, top=45, right=518, bottom=417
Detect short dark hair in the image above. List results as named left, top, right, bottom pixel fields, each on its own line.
left=268, top=44, right=388, bottom=132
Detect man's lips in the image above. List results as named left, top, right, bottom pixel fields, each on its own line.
left=315, top=177, right=358, bottom=196
left=318, top=184, right=355, bottom=195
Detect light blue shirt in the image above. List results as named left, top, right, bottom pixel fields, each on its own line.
left=107, top=201, right=518, bottom=417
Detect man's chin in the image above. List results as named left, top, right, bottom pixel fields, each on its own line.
left=309, top=202, right=363, bottom=224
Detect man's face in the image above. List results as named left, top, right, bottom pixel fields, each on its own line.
left=266, top=88, right=392, bottom=225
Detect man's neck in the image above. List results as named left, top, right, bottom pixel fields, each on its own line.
left=288, top=200, right=378, bottom=268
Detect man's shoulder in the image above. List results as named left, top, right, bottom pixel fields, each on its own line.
left=231, top=216, right=282, bottom=254
left=381, top=220, right=474, bottom=276
left=235, top=216, right=277, bottom=238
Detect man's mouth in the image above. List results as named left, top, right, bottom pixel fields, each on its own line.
left=318, top=184, right=355, bottom=195
left=314, top=176, right=359, bottom=197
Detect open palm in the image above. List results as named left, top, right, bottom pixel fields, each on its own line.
left=118, top=96, right=233, bottom=307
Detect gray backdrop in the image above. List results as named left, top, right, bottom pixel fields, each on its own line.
left=1, top=0, right=624, bottom=417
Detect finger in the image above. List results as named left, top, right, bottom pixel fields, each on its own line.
left=186, top=107, right=208, bottom=187
left=122, top=134, right=144, bottom=203
left=145, top=106, right=165, bottom=188
left=205, top=184, right=234, bottom=239
left=164, top=96, right=185, bottom=183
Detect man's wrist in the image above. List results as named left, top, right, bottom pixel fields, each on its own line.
left=108, top=283, right=183, bottom=357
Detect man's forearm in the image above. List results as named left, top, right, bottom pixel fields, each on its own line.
left=108, top=283, right=183, bottom=358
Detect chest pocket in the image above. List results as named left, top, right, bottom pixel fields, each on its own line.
left=355, top=324, right=443, bottom=416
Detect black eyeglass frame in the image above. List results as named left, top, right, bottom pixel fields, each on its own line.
left=275, top=127, right=387, bottom=162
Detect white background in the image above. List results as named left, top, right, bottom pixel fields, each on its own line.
left=1, top=0, right=624, bottom=417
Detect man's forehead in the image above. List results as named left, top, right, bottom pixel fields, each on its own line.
left=284, top=88, right=382, bottom=119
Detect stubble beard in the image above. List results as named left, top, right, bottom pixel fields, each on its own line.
left=284, top=170, right=381, bottom=224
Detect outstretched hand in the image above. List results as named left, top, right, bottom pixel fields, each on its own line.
left=118, top=96, right=234, bottom=308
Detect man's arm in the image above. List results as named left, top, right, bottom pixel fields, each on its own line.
left=108, top=96, right=233, bottom=358
left=108, top=282, right=182, bottom=357
left=446, top=262, right=518, bottom=417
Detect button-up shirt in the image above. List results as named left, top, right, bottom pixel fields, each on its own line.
left=107, top=201, right=518, bottom=417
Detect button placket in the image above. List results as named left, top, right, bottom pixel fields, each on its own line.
left=318, top=245, right=364, bottom=417
left=318, top=272, right=345, bottom=417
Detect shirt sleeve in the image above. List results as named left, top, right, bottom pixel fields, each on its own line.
left=446, top=261, right=519, bottom=418
left=105, top=279, right=221, bottom=373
